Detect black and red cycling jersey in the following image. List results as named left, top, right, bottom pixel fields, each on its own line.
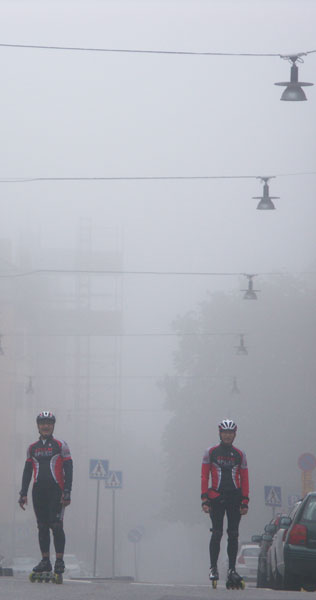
left=201, top=442, right=249, bottom=505
left=20, top=436, right=73, bottom=496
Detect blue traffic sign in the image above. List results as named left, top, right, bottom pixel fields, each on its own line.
left=105, top=470, right=123, bottom=488
left=89, top=459, right=109, bottom=479
left=264, top=485, right=282, bottom=507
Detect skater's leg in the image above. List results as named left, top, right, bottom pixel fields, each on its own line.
left=51, top=522, right=66, bottom=575
left=37, top=522, right=51, bottom=556
left=49, top=484, right=66, bottom=573
left=51, top=522, right=65, bottom=553
left=51, top=519, right=66, bottom=572
left=226, top=504, right=241, bottom=569
left=32, top=520, right=52, bottom=574
left=209, top=501, right=225, bottom=568
left=32, top=484, right=51, bottom=559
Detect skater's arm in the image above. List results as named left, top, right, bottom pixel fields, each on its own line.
left=201, top=465, right=210, bottom=495
left=63, top=457, right=73, bottom=489
left=239, top=450, right=249, bottom=514
left=18, top=460, right=33, bottom=509
left=62, top=454, right=73, bottom=505
left=201, top=449, right=211, bottom=512
left=20, top=459, right=32, bottom=495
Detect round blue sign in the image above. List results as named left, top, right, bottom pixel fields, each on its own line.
left=128, top=529, right=142, bottom=543
left=298, top=453, right=316, bottom=471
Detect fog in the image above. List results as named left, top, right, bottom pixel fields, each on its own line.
left=0, top=0, right=315, bottom=583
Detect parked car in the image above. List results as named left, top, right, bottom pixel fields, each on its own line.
left=267, top=502, right=301, bottom=589
left=267, top=493, right=316, bottom=591
left=252, top=514, right=285, bottom=587
left=236, top=543, right=260, bottom=580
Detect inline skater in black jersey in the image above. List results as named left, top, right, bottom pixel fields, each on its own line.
left=18, top=411, right=73, bottom=578
left=201, top=419, right=249, bottom=588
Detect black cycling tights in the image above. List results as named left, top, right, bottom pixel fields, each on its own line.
left=32, top=483, right=65, bottom=554
left=37, top=521, right=65, bottom=554
left=209, top=499, right=241, bottom=569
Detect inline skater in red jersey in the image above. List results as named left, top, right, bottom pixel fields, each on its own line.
left=201, top=419, right=249, bottom=588
left=18, top=411, right=73, bottom=578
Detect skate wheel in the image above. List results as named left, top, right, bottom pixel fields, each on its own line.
left=29, top=572, right=36, bottom=583
left=54, top=573, right=63, bottom=584
left=240, top=580, right=245, bottom=590
left=212, top=580, right=217, bottom=589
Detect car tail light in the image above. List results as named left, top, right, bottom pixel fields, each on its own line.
left=238, top=554, right=245, bottom=564
left=288, top=524, right=307, bottom=546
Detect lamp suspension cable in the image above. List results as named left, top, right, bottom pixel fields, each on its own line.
left=0, top=171, right=315, bottom=184
left=0, top=42, right=315, bottom=57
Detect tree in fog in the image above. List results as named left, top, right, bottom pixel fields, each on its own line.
left=160, top=275, right=316, bottom=525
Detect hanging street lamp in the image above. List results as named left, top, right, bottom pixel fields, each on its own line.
left=275, top=55, right=313, bottom=101
left=241, top=274, right=260, bottom=300
left=236, top=334, right=248, bottom=355
left=253, top=177, right=279, bottom=210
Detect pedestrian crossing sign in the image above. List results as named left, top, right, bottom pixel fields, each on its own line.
left=105, top=470, right=123, bottom=488
left=264, top=485, right=282, bottom=507
left=89, top=459, right=109, bottom=479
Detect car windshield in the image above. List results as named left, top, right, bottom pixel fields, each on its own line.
left=289, top=502, right=302, bottom=519
left=243, top=547, right=260, bottom=557
left=301, top=497, right=316, bottom=521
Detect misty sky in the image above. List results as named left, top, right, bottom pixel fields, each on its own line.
left=0, top=0, right=315, bottom=438
left=0, top=0, right=315, bottom=425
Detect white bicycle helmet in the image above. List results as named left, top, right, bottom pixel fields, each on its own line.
left=36, top=411, right=56, bottom=424
left=218, top=419, right=237, bottom=432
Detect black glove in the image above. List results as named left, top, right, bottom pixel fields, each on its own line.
left=18, top=494, right=27, bottom=510
left=201, top=494, right=211, bottom=508
left=63, top=490, right=71, bottom=502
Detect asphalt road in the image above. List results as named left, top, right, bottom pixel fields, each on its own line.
left=0, top=577, right=307, bottom=600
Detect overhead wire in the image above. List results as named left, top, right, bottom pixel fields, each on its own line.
left=0, top=42, right=315, bottom=57
left=0, top=331, right=243, bottom=338
left=0, top=268, right=314, bottom=278
left=0, top=172, right=316, bottom=183
left=0, top=175, right=261, bottom=183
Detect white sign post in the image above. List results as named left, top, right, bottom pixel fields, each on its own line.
left=105, top=471, right=123, bottom=578
left=89, top=459, right=109, bottom=576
